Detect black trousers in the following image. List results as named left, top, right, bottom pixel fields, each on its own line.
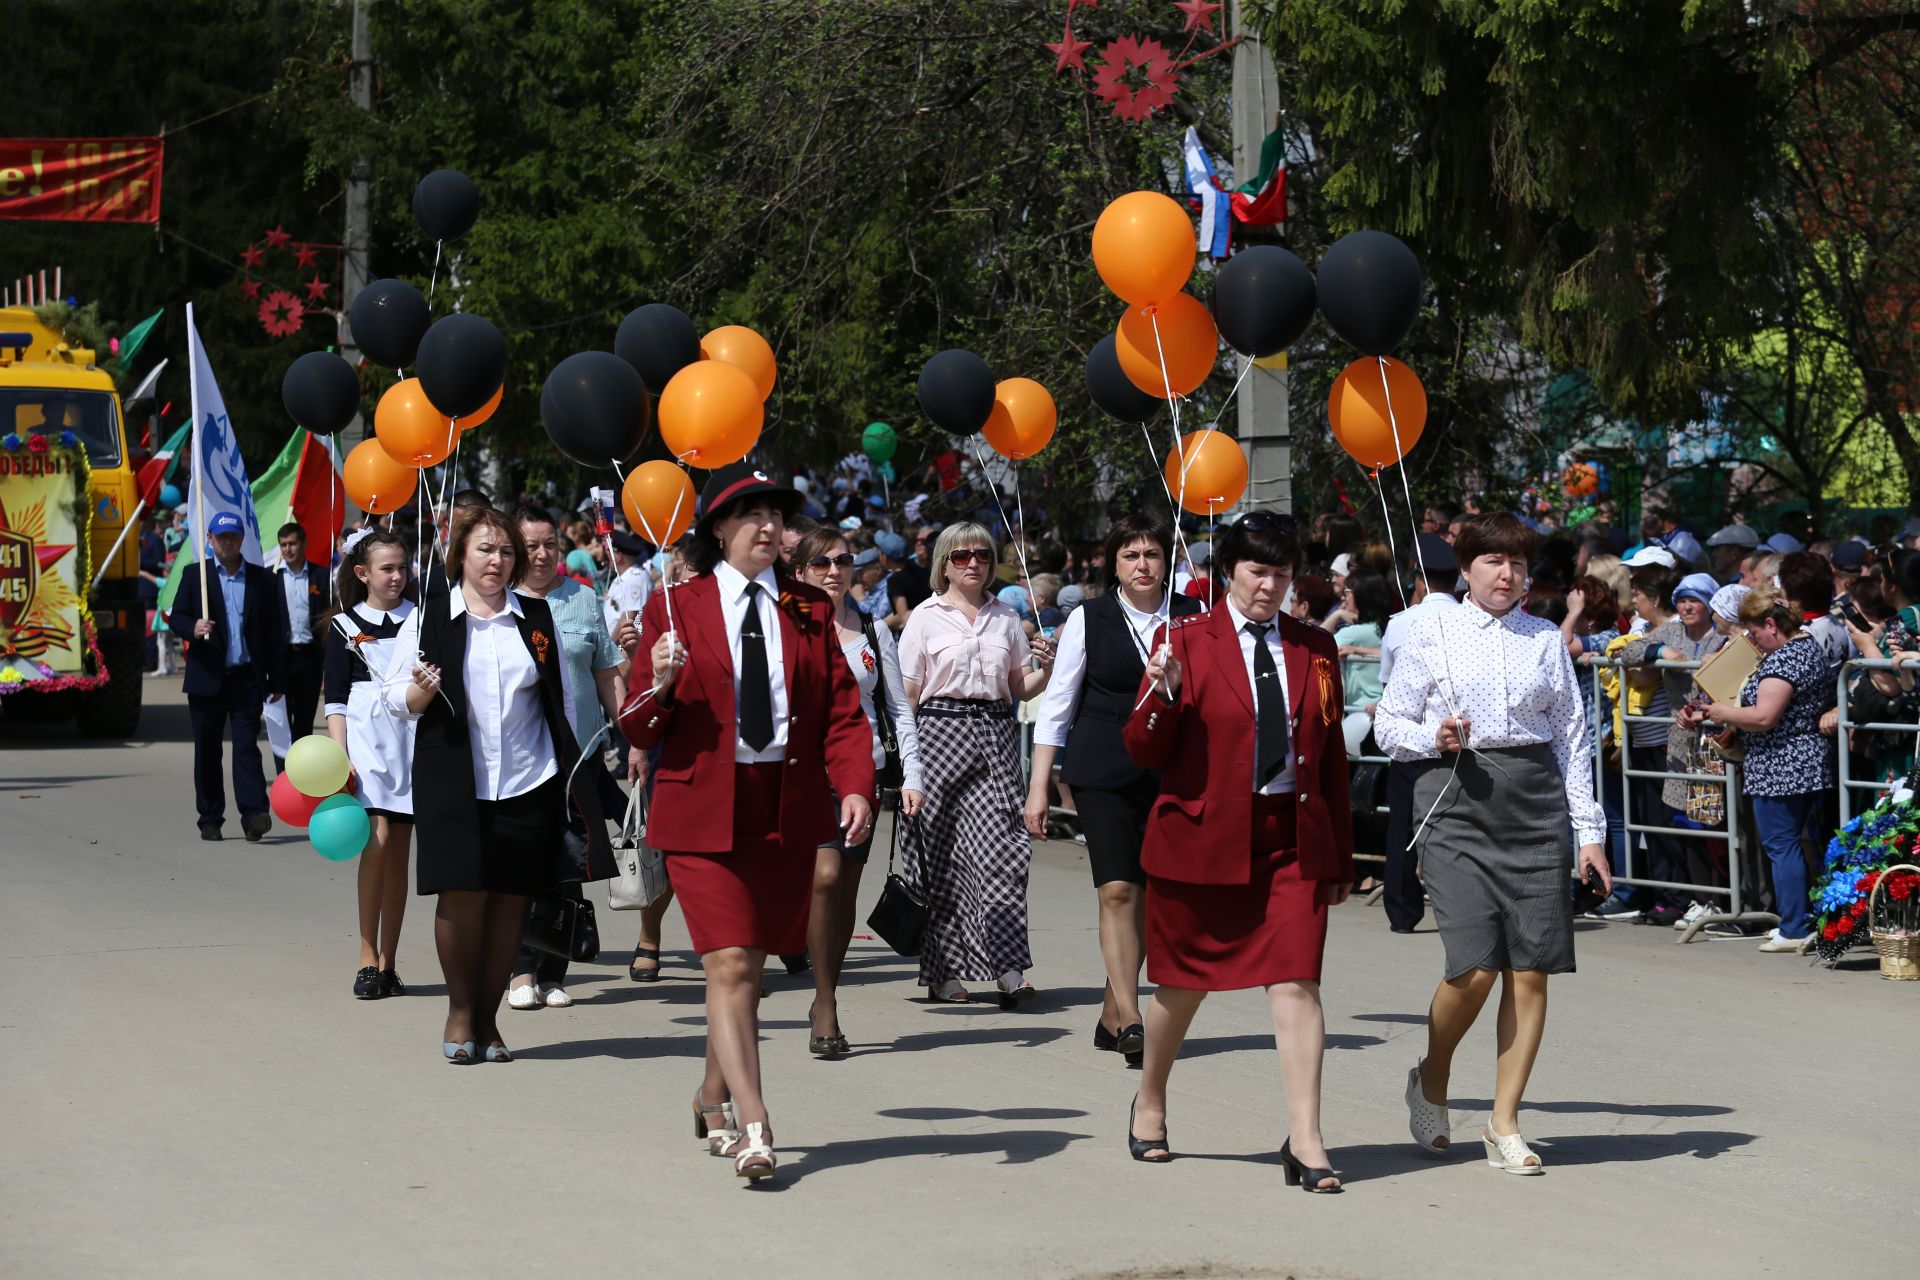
left=189, top=665, right=268, bottom=828
left=516, top=881, right=582, bottom=985
left=278, top=642, right=324, bottom=762
left=1383, top=759, right=1425, bottom=931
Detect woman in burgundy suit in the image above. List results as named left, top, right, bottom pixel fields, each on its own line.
left=620, top=464, right=875, bottom=1182
left=1123, top=513, right=1355, bottom=1192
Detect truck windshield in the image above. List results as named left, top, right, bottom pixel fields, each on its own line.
left=2, top=389, right=122, bottom=467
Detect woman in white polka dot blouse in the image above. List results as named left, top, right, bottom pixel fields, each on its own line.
left=1372, top=513, right=1613, bottom=1175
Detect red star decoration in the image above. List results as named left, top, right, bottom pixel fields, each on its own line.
left=1175, top=0, right=1222, bottom=33
left=264, top=225, right=292, bottom=250
left=34, top=538, right=73, bottom=575
left=258, top=290, right=305, bottom=338
left=240, top=244, right=265, bottom=269
left=1091, top=35, right=1179, bottom=121
left=238, top=278, right=262, bottom=301
left=303, top=276, right=332, bottom=304
left=293, top=243, right=318, bottom=269
left=1046, top=22, right=1094, bottom=74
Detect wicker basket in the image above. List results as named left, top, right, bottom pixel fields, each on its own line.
left=1869, top=863, right=1920, bottom=981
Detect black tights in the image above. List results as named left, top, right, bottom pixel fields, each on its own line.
left=435, top=890, right=528, bottom=1048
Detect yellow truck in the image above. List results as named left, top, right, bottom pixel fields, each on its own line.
left=0, top=305, right=144, bottom=737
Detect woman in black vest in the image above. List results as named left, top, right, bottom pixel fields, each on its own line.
left=384, top=506, right=610, bottom=1065
left=1026, top=515, right=1202, bottom=1060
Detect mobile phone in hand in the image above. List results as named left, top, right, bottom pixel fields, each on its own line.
left=1571, top=865, right=1611, bottom=914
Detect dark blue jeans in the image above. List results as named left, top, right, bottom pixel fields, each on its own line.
left=1751, top=791, right=1819, bottom=939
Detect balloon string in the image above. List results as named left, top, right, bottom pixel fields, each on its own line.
left=1377, top=356, right=1427, bottom=589
left=426, top=240, right=443, bottom=306
left=965, top=436, right=1030, bottom=587
left=1372, top=465, right=1409, bottom=609
left=1149, top=308, right=1199, bottom=603
left=1204, top=354, right=1255, bottom=434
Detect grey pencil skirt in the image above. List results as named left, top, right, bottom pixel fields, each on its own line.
left=1412, top=742, right=1576, bottom=980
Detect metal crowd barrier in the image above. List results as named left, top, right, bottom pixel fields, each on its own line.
left=1589, top=655, right=1778, bottom=942
left=1834, top=657, right=1920, bottom=824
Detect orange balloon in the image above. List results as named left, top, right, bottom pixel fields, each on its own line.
left=621, top=460, right=698, bottom=547
left=460, top=383, right=504, bottom=429
left=1327, top=356, right=1427, bottom=468
left=374, top=378, right=458, bottom=466
left=1163, top=430, right=1248, bottom=515
left=1092, top=191, right=1197, bottom=306
left=982, top=377, right=1057, bottom=461
left=344, top=438, right=419, bottom=515
left=658, top=360, right=764, bottom=469
left=700, top=325, right=778, bottom=399
left=1116, top=292, right=1219, bottom=398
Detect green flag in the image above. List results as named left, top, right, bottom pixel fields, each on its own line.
left=114, top=308, right=164, bottom=373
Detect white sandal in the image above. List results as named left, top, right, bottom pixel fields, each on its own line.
left=1482, top=1125, right=1545, bottom=1175
left=693, top=1094, right=740, bottom=1158
left=1405, top=1061, right=1451, bottom=1153
left=507, top=982, right=542, bottom=1011
left=734, top=1121, right=776, bottom=1181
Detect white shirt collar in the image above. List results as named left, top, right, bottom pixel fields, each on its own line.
left=1224, top=596, right=1280, bottom=638
left=1117, top=591, right=1168, bottom=625
left=1461, top=596, right=1520, bottom=629
left=714, top=559, right=780, bottom=602
left=449, top=588, right=525, bottom=620
left=275, top=559, right=307, bottom=576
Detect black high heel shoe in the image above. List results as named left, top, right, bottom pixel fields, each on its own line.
left=1127, top=1096, right=1172, bottom=1163
left=1280, top=1139, right=1342, bottom=1193
left=628, top=946, right=661, bottom=983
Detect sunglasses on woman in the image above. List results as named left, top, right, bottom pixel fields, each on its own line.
left=946, top=548, right=993, bottom=566
left=806, top=553, right=856, bottom=568
left=1235, top=511, right=1299, bottom=535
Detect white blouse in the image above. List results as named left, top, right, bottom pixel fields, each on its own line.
left=838, top=620, right=925, bottom=794
left=1373, top=598, right=1604, bottom=846
left=384, top=591, right=558, bottom=801
left=1035, top=593, right=1165, bottom=749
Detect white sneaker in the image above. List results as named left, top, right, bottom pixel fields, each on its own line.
left=1673, top=901, right=1710, bottom=931
left=1757, top=932, right=1805, bottom=953
left=539, top=983, right=573, bottom=1008
left=507, top=982, right=542, bottom=1010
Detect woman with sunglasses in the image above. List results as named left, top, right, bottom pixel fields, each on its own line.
left=619, top=464, right=875, bottom=1182
left=898, top=522, right=1056, bottom=1005
left=1027, top=514, right=1200, bottom=1063
left=789, top=526, right=925, bottom=1055
left=1124, top=512, right=1355, bottom=1190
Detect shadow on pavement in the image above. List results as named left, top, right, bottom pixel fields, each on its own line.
left=1349, top=1012, right=1427, bottom=1025
left=843, top=1025, right=1071, bottom=1056
left=1182, top=1128, right=1759, bottom=1180
left=1179, top=1032, right=1383, bottom=1059
left=879, top=1106, right=1088, bottom=1121
left=510, top=1035, right=708, bottom=1061
left=1448, top=1097, right=1735, bottom=1118
left=774, top=1127, right=1095, bottom=1186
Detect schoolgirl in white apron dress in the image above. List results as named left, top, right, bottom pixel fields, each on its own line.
left=322, top=600, right=418, bottom=818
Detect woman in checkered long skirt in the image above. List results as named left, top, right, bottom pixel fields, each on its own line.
left=896, top=523, right=1057, bottom=1003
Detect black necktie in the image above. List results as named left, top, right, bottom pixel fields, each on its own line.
left=1247, top=621, right=1289, bottom=789
left=738, top=582, right=774, bottom=751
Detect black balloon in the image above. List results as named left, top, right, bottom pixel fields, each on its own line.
left=347, top=278, right=430, bottom=370
left=916, top=349, right=996, bottom=435
left=1210, top=246, right=1317, bottom=359
left=1085, top=334, right=1163, bottom=424
left=614, top=303, right=699, bottom=394
left=280, top=351, right=361, bottom=436
left=540, top=351, right=650, bottom=468
left=415, top=313, right=508, bottom=418
left=1316, top=230, right=1424, bottom=356
left=412, top=169, right=480, bottom=241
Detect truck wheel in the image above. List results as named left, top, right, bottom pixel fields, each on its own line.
left=77, top=629, right=145, bottom=739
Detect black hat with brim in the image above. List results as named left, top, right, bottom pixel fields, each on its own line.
left=695, top=462, right=802, bottom=537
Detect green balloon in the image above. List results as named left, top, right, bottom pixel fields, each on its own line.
left=862, top=421, right=897, bottom=462
left=309, top=793, right=370, bottom=862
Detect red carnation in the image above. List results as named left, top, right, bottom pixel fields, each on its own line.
left=26, top=432, right=49, bottom=453
left=1860, top=872, right=1882, bottom=894
left=1823, top=922, right=1841, bottom=940
left=1852, top=900, right=1869, bottom=917
left=1838, top=914, right=1856, bottom=932
left=1892, top=878, right=1913, bottom=901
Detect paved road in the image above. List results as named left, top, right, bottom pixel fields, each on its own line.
left=4, top=679, right=1914, bottom=1279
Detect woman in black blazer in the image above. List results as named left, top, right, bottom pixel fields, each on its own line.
left=1026, top=515, right=1201, bottom=1061
left=384, top=506, right=611, bottom=1065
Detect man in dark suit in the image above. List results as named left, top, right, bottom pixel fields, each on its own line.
left=167, top=512, right=289, bottom=841
left=272, top=522, right=330, bottom=761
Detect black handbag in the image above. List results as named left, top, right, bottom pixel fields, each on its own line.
left=865, top=808, right=927, bottom=956
left=861, top=618, right=905, bottom=790
left=522, top=892, right=601, bottom=963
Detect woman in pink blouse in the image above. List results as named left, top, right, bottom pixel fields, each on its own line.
left=897, top=522, right=1056, bottom=1004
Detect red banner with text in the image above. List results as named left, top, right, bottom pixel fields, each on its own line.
left=0, top=138, right=163, bottom=224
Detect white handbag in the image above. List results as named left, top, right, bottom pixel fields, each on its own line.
left=607, top=786, right=669, bottom=910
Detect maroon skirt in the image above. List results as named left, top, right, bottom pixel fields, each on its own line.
left=664, top=762, right=816, bottom=955
left=1146, top=793, right=1329, bottom=991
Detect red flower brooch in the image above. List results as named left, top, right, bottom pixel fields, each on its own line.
left=530, top=630, right=551, bottom=666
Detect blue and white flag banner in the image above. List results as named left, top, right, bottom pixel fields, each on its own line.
left=186, top=302, right=264, bottom=567
left=1183, top=127, right=1231, bottom=260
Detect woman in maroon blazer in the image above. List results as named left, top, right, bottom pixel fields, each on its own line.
left=620, top=464, right=875, bottom=1183
left=1123, top=513, right=1355, bottom=1192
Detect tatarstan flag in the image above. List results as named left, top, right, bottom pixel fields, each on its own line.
left=253, top=428, right=346, bottom=566
left=1231, top=127, right=1287, bottom=227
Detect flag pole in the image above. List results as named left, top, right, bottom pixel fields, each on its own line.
left=188, top=303, right=210, bottom=618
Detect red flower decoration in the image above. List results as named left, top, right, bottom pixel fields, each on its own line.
left=530, top=630, right=551, bottom=665
left=1091, top=35, right=1179, bottom=121
left=1893, top=876, right=1913, bottom=901
left=26, top=433, right=49, bottom=454
left=1852, top=899, right=1869, bottom=917
left=1823, top=922, right=1841, bottom=940
left=258, top=290, right=305, bottom=338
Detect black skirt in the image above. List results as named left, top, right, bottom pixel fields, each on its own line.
left=417, top=773, right=564, bottom=896
left=1074, top=775, right=1159, bottom=886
